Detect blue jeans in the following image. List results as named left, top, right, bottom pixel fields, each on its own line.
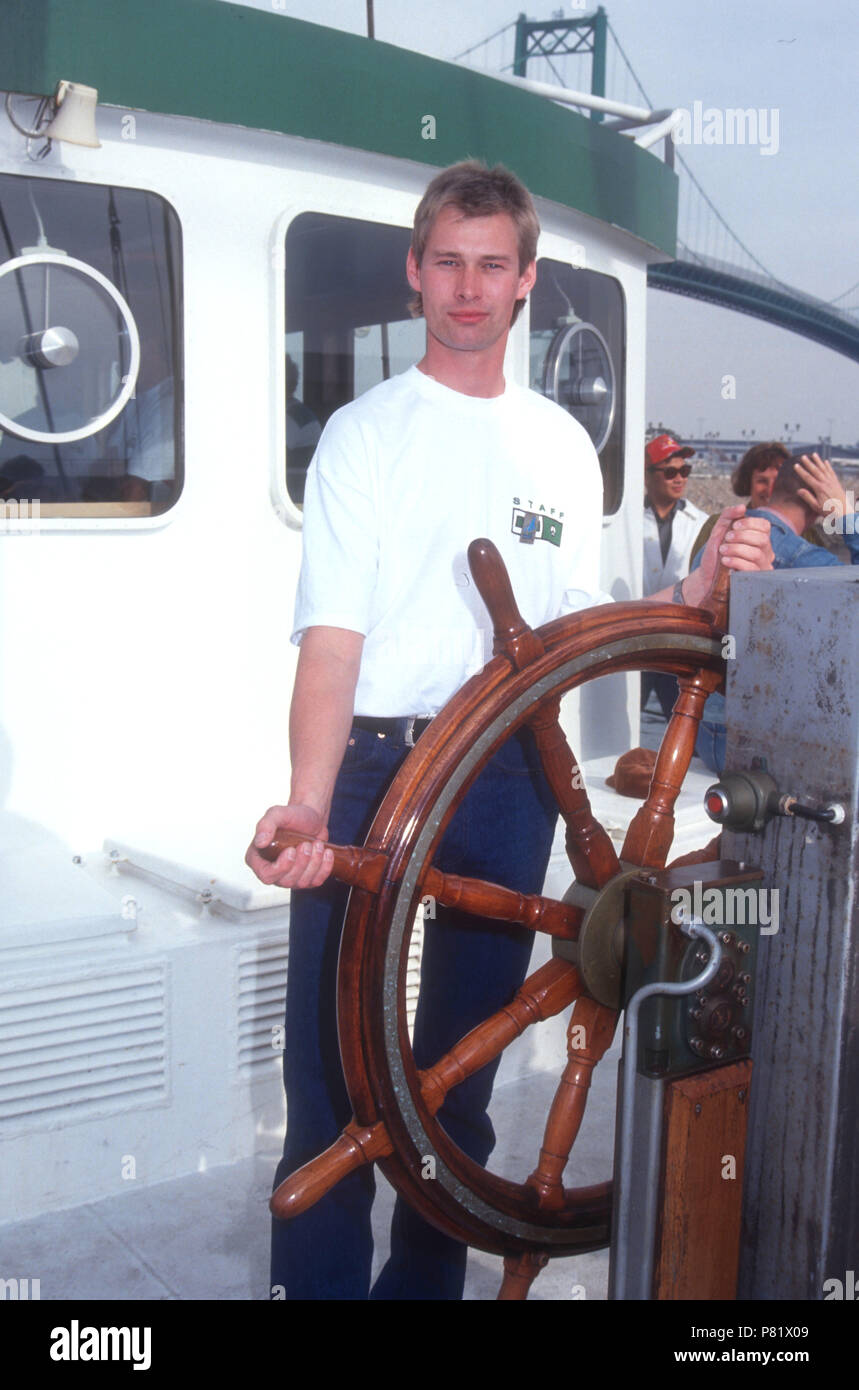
left=695, top=719, right=727, bottom=775
left=641, top=671, right=679, bottom=720
left=271, top=721, right=558, bottom=1300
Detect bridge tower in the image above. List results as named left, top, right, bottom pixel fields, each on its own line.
left=513, top=7, right=607, bottom=118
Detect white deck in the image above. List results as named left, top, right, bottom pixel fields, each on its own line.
left=0, top=1048, right=619, bottom=1302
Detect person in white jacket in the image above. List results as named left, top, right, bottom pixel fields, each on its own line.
left=642, top=433, right=707, bottom=595
left=642, top=433, right=706, bottom=716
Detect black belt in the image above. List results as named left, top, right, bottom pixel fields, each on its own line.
left=352, top=715, right=433, bottom=748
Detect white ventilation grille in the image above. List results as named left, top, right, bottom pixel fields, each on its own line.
left=237, top=941, right=289, bottom=1079
left=0, top=965, right=168, bottom=1129
left=237, top=920, right=425, bottom=1075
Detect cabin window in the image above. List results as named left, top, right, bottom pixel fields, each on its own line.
left=284, top=212, right=421, bottom=507
left=0, top=174, right=183, bottom=519
left=530, top=260, right=625, bottom=515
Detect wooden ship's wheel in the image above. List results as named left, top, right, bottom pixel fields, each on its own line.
left=262, top=540, right=729, bottom=1299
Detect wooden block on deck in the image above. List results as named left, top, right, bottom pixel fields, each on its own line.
left=653, top=1060, right=751, bottom=1300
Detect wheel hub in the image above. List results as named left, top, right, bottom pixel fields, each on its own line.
left=557, top=867, right=643, bottom=1009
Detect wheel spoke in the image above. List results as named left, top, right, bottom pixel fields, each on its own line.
left=525, top=996, right=618, bottom=1211
left=270, top=1118, right=393, bottom=1219
left=418, top=959, right=582, bottom=1117
left=621, top=668, right=722, bottom=868
left=422, top=864, right=581, bottom=940
left=461, top=537, right=622, bottom=891
left=467, top=537, right=545, bottom=671
left=497, top=1250, right=549, bottom=1300
left=258, top=829, right=387, bottom=891
left=529, top=697, right=621, bottom=890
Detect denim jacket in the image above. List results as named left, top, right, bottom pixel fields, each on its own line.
left=745, top=506, right=859, bottom=568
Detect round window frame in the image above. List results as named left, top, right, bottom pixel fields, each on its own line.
left=0, top=251, right=141, bottom=445
left=542, top=319, right=616, bottom=455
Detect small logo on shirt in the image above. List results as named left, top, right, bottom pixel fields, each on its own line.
left=512, top=507, right=563, bottom=547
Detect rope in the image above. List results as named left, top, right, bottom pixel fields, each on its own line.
left=450, top=20, right=516, bottom=62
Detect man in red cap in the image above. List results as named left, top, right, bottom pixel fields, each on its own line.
left=642, top=433, right=706, bottom=718
left=642, top=432, right=706, bottom=595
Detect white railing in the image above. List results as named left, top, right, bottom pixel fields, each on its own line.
left=463, top=67, right=683, bottom=165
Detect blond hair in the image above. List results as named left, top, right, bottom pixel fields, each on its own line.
left=409, top=160, right=539, bottom=325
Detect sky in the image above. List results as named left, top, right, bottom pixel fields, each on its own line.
left=228, top=0, right=859, bottom=445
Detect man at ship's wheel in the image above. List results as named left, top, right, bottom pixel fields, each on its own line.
left=246, top=160, right=773, bottom=1300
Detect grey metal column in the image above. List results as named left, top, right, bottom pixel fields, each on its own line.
left=609, top=921, right=722, bottom=1300
left=724, top=568, right=859, bottom=1300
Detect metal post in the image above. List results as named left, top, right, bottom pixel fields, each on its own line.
left=724, top=568, right=859, bottom=1299
left=590, top=6, right=607, bottom=122
left=513, top=12, right=528, bottom=78
left=610, top=920, right=722, bottom=1299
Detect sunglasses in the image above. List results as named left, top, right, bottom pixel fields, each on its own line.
left=648, top=463, right=692, bottom=480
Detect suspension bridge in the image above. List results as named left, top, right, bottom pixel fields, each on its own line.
left=453, top=9, right=859, bottom=365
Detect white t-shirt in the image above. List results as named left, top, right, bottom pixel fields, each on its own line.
left=292, top=365, right=605, bottom=715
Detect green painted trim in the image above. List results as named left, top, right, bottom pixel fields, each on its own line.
left=1, top=0, right=677, bottom=255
